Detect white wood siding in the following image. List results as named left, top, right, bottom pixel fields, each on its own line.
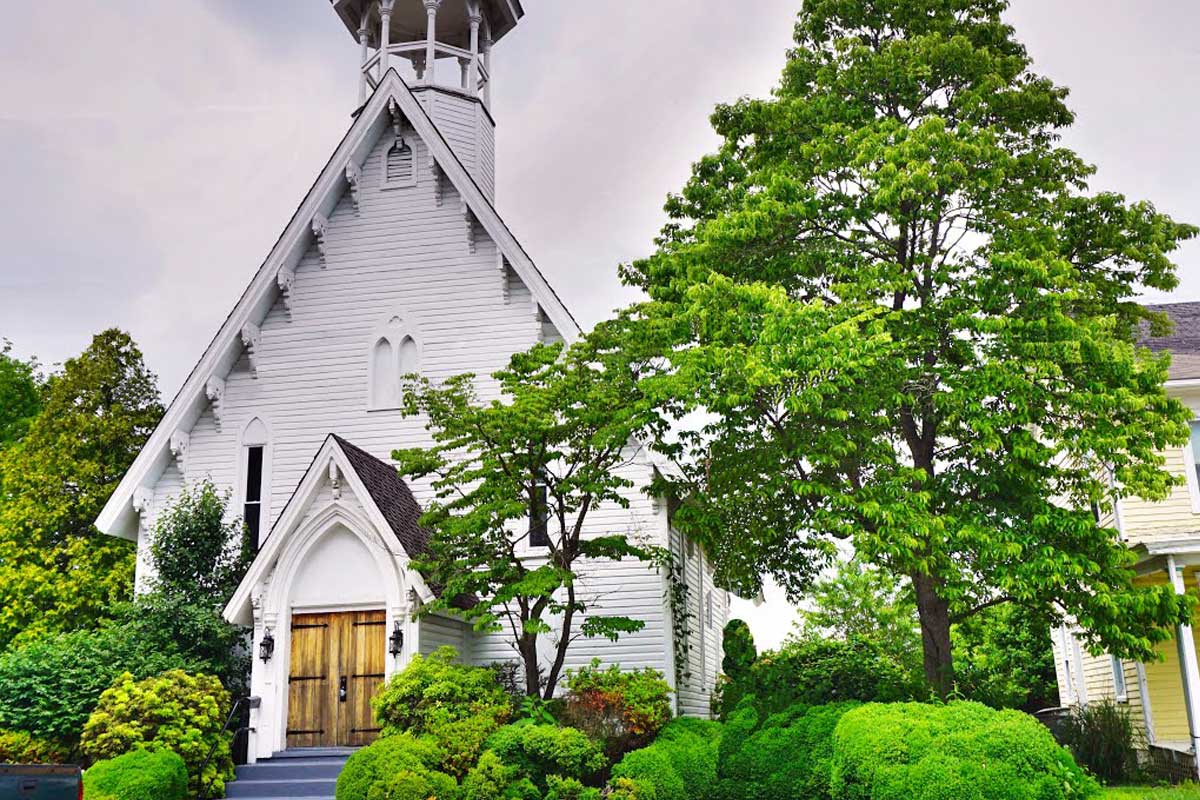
left=416, top=89, right=495, bottom=201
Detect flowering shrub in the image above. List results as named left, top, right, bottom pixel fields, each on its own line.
left=0, top=729, right=69, bottom=764
left=80, top=670, right=233, bottom=799
left=560, top=661, right=672, bottom=760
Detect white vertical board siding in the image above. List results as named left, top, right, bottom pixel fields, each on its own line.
left=144, top=123, right=541, bottom=560
left=672, top=529, right=727, bottom=719
left=417, top=89, right=495, bottom=201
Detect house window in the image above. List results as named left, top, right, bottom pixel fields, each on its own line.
left=529, top=483, right=551, bottom=548
left=245, top=446, right=264, bottom=550
left=369, top=317, right=421, bottom=410
left=384, top=138, right=415, bottom=188
left=1111, top=655, right=1128, bottom=703
left=241, top=417, right=270, bottom=551
left=1188, top=421, right=1200, bottom=512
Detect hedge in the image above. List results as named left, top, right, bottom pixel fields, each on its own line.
left=830, top=702, right=1100, bottom=800
left=336, top=732, right=457, bottom=800
left=83, top=749, right=189, bottom=800
left=609, top=718, right=722, bottom=800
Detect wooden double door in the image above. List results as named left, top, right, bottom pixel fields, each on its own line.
left=287, top=610, right=386, bottom=749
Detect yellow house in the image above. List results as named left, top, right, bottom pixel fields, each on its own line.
left=1052, top=302, right=1200, bottom=781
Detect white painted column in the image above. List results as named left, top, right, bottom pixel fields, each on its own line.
left=379, top=0, right=394, bottom=73
left=1170, top=555, right=1200, bottom=772
left=424, top=0, right=441, bottom=87
left=458, top=58, right=470, bottom=91
left=467, top=1, right=482, bottom=98
left=481, top=22, right=493, bottom=108
left=357, top=10, right=371, bottom=105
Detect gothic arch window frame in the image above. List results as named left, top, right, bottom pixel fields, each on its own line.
left=238, top=415, right=274, bottom=551
left=367, top=314, right=423, bottom=412
left=381, top=134, right=417, bottom=190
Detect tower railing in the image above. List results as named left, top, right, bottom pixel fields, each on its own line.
left=362, top=40, right=491, bottom=103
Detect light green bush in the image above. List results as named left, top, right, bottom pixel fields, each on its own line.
left=830, top=702, right=1100, bottom=800
left=83, top=749, right=189, bottom=800
left=484, top=723, right=606, bottom=792
left=80, top=669, right=232, bottom=799
left=372, top=646, right=513, bottom=737
left=609, top=717, right=722, bottom=800
left=336, top=733, right=456, bottom=800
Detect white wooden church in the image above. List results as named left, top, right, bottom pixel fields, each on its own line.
left=96, top=0, right=729, bottom=762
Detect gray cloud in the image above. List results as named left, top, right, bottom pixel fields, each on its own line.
left=1, top=0, right=1197, bottom=646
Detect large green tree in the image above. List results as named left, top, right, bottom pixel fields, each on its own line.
left=0, top=329, right=163, bottom=648
left=394, top=331, right=668, bottom=698
left=0, top=340, right=41, bottom=449
left=627, top=0, right=1196, bottom=695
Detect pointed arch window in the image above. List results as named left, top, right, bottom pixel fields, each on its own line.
left=383, top=137, right=416, bottom=189
left=368, top=317, right=422, bottom=411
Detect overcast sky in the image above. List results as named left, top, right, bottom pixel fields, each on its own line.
left=2, top=1, right=1199, bottom=649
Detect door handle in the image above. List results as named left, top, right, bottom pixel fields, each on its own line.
left=339, top=676, right=347, bottom=702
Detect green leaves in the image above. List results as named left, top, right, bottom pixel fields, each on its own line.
left=397, top=334, right=669, bottom=698
left=623, top=0, right=1197, bottom=694
left=0, top=329, right=162, bottom=649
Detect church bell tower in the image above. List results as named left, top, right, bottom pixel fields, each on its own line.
left=330, top=1, right=523, bottom=199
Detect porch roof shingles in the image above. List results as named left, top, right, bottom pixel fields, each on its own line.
left=1143, top=302, right=1200, bottom=381
left=332, top=435, right=430, bottom=559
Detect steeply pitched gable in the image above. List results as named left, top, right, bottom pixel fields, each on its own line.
left=97, top=69, right=580, bottom=540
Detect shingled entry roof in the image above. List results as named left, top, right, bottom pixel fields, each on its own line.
left=333, top=435, right=431, bottom=560
left=1143, top=302, right=1200, bottom=381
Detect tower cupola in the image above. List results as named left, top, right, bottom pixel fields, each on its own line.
left=332, top=0, right=523, bottom=108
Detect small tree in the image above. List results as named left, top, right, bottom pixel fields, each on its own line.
left=0, top=339, right=41, bottom=449
left=149, top=480, right=252, bottom=606
left=395, top=331, right=667, bottom=698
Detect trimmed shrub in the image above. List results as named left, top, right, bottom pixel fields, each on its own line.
left=1059, top=699, right=1141, bottom=783
left=721, top=620, right=757, bottom=681
left=485, top=723, right=606, bottom=792
left=545, top=774, right=601, bottom=800
left=0, top=729, right=70, bottom=764
left=80, top=670, right=233, bottom=799
left=830, top=702, right=1100, bottom=800
left=717, top=702, right=859, bottom=800
left=373, top=646, right=513, bottom=737
left=83, top=749, right=189, bottom=800
left=610, top=718, right=722, bottom=800
left=560, top=661, right=673, bottom=761
left=715, top=637, right=918, bottom=719
left=0, top=624, right=197, bottom=745
left=336, top=733, right=456, bottom=800
left=460, top=749, right=540, bottom=800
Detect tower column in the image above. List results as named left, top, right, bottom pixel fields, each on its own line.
left=482, top=17, right=493, bottom=107
left=424, top=0, right=441, bottom=87
left=357, top=8, right=371, bottom=105
left=466, top=0, right=482, bottom=98
left=379, top=0, right=395, bottom=72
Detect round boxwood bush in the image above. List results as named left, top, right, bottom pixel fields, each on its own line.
left=481, top=723, right=606, bottom=793
left=829, top=702, right=1100, bottom=800
left=80, top=670, right=233, bottom=799
left=609, top=717, right=722, bottom=800
left=336, top=732, right=457, bottom=800
left=83, top=749, right=188, bottom=800
left=717, top=702, right=859, bottom=800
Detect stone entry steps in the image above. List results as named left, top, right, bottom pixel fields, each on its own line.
left=225, top=750, right=352, bottom=799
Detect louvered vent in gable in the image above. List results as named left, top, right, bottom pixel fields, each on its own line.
left=383, top=136, right=416, bottom=189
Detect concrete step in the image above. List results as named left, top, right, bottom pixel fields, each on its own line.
left=224, top=752, right=351, bottom=800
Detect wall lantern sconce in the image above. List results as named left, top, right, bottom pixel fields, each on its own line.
left=259, top=629, right=275, bottom=663
left=389, top=623, right=404, bottom=658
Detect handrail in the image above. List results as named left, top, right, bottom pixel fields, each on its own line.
left=196, top=695, right=253, bottom=800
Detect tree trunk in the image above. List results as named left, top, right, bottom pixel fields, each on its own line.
left=518, top=634, right=540, bottom=697
left=912, top=571, right=954, bottom=698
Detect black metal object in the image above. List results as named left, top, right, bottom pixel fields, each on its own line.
left=389, top=622, right=404, bottom=656
left=197, top=696, right=255, bottom=799
left=339, top=676, right=348, bottom=702
left=258, top=629, right=275, bottom=663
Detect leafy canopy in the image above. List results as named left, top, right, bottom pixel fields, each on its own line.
left=0, top=339, right=41, bottom=449
left=395, top=332, right=669, bottom=698
left=625, top=0, right=1196, bottom=694
left=0, top=329, right=162, bottom=648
